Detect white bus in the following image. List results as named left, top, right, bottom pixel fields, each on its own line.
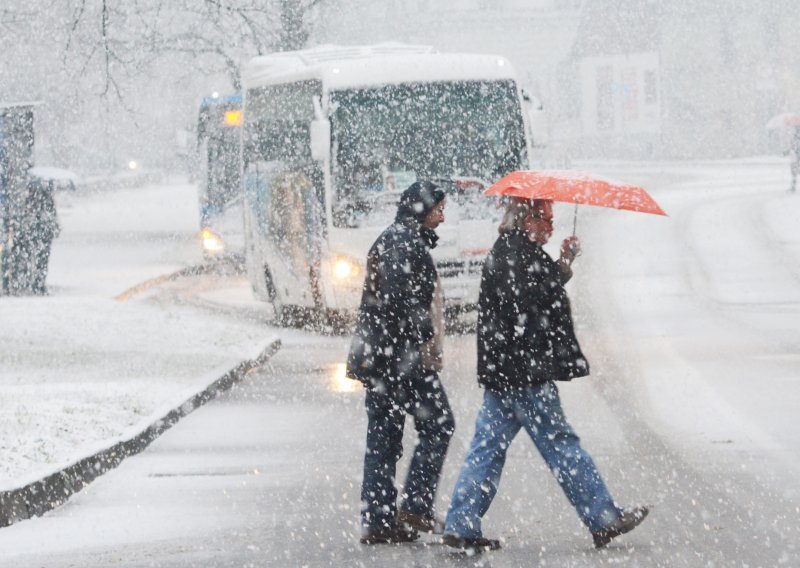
left=241, top=43, right=544, bottom=322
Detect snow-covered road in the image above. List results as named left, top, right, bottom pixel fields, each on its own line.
left=49, top=181, right=203, bottom=296
left=586, top=160, right=800, bottom=503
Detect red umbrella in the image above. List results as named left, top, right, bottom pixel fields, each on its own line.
left=766, top=113, right=800, bottom=130
left=484, top=169, right=666, bottom=234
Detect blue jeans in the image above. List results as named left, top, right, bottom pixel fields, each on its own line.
left=361, top=371, right=455, bottom=531
left=445, top=383, right=620, bottom=538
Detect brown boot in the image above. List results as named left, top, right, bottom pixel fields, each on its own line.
left=397, top=510, right=445, bottom=534
left=592, top=506, right=649, bottom=549
left=360, top=525, right=419, bottom=545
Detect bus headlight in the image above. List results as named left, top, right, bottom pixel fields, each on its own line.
left=333, top=255, right=360, bottom=280
left=201, top=228, right=224, bottom=253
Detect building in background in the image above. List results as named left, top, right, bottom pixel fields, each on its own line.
left=561, top=0, right=663, bottom=158
left=563, top=0, right=800, bottom=158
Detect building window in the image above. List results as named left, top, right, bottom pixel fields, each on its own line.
left=644, top=70, right=658, bottom=105
left=621, top=68, right=638, bottom=124
left=596, top=66, right=614, bottom=131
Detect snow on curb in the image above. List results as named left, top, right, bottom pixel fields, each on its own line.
left=112, top=256, right=244, bottom=302
left=0, top=337, right=281, bottom=528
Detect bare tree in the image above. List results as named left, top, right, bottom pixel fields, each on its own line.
left=51, top=0, right=325, bottom=97
left=279, top=0, right=326, bottom=52
left=0, top=0, right=327, bottom=171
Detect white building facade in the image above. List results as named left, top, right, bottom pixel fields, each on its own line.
left=579, top=51, right=660, bottom=137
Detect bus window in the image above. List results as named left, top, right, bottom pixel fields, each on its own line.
left=330, top=80, right=526, bottom=228
left=243, top=81, right=320, bottom=167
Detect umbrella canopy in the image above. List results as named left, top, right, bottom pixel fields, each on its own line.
left=484, top=170, right=667, bottom=216
left=766, top=113, right=800, bottom=130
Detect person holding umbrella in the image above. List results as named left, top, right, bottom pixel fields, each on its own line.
left=442, top=195, right=650, bottom=552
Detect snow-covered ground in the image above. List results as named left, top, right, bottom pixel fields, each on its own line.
left=0, top=182, right=276, bottom=489
left=579, top=157, right=800, bottom=500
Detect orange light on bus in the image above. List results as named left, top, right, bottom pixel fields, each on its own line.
left=223, top=110, right=243, bottom=127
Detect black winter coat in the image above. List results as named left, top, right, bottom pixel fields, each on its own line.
left=24, top=181, right=60, bottom=242
left=477, top=230, right=589, bottom=392
left=346, top=215, right=439, bottom=390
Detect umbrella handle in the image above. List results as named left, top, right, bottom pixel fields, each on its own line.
left=572, top=203, right=578, bottom=236
left=566, top=203, right=582, bottom=266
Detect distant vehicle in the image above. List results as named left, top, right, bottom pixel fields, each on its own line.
left=29, top=167, right=78, bottom=192
left=196, top=94, right=244, bottom=258
left=240, top=43, right=545, bottom=321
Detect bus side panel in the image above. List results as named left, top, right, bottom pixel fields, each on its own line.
left=243, top=81, right=326, bottom=310
left=265, top=164, right=319, bottom=307
left=243, top=160, right=314, bottom=307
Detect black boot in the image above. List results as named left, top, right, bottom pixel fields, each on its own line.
left=398, top=510, right=445, bottom=534
left=360, top=525, right=419, bottom=545
left=591, top=505, right=649, bottom=549
left=442, top=533, right=501, bottom=552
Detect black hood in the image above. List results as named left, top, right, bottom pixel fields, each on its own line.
left=395, top=180, right=445, bottom=222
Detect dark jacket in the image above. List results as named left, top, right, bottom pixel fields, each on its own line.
left=346, top=215, right=439, bottom=390
left=24, top=180, right=60, bottom=242
left=477, top=229, right=589, bottom=392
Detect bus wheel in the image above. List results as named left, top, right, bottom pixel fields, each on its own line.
left=272, top=299, right=287, bottom=326
left=308, top=268, right=335, bottom=331
left=322, top=309, right=354, bottom=335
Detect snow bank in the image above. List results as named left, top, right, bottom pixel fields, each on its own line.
left=0, top=296, right=275, bottom=489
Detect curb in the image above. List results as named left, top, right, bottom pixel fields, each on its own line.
left=0, top=338, right=281, bottom=528
left=114, top=255, right=245, bottom=302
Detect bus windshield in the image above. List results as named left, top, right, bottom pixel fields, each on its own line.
left=330, top=80, right=526, bottom=228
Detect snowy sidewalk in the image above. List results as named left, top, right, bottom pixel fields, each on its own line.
left=0, top=181, right=280, bottom=525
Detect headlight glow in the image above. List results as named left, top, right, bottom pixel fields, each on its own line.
left=201, top=228, right=224, bottom=252
left=333, top=257, right=360, bottom=279
left=328, top=362, right=359, bottom=393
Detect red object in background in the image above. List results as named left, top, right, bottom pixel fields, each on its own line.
left=766, top=113, right=800, bottom=130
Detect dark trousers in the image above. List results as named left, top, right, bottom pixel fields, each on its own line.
left=361, top=371, right=455, bottom=531
left=31, top=241, right=52, bottom=295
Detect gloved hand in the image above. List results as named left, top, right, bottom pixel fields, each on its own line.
left=560, top=235, right=581, bottom=265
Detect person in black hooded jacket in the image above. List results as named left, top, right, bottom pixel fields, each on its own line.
left=442, top=198, right=648, bottom=552
left=347, top=180, right=455, bottom=544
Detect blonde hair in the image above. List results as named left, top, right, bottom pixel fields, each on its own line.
left=498, top=198, right=550, bottom=234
